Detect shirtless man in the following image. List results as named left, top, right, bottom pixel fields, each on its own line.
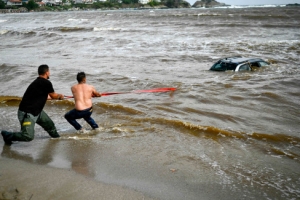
left=64, top=72, right=101, bottom=133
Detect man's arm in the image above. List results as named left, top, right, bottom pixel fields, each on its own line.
left=92, top=86, right=101, bottom=97
left=49, top=92, right=64, bottom=100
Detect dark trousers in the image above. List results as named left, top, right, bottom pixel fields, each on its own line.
left=64, top=107, right=99, bottom=130
left=9, top=110, right=60, bottom=142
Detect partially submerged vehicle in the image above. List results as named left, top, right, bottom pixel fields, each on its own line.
left=209, top=56, right=270, bottom=72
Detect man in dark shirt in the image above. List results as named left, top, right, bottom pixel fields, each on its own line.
left=1, top=65, right=64, bottom=145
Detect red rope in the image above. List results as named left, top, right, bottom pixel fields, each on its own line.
left=64, top=87, right=176, bottom=99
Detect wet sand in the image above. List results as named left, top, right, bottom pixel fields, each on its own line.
left=0, top=156, right=155, bottom=200
left=0, top=137, right=237, bottom=200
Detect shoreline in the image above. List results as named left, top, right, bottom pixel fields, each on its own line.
left=0, top=156, right=155, bottom=200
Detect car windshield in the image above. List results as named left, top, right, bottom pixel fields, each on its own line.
left=210, top=62, right=237, bottom=71
left=210, top=62, right=226, bottom=71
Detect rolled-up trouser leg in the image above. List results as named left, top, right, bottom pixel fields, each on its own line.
left=37, top=110, right=60, bottom=138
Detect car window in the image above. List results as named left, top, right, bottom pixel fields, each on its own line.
left=258, top=61, right=269, bottom=67
left=212, top=63, right=222, bottom=69
left=226, top=63, right=237, bottom=70
left=238, top=64, right=251, bottom=71
left=250, top=62, right=260, bottom=67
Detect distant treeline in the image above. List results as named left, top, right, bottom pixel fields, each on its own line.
left=286, top=3, right=300, bottom=7
left=0, top=0, right=191, bottom=11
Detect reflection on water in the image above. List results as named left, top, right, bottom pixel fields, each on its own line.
left=0, top=7, right=300, bottom=200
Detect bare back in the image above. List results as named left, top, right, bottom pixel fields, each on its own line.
left=71, top=83, right=100, bottom=110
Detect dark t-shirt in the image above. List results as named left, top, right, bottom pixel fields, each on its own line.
left=19, top=77, right=55, bottom=116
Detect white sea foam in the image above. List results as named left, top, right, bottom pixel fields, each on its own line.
left=0, top=30, right=8, bottom=35
left=93, top=27, right=121, bottom=31
left=67, top=18, right=88, bottom=22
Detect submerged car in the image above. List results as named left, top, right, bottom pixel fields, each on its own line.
left=209, top=56, right=270, bottom=72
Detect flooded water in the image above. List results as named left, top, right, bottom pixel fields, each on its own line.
left=0, top=7, right=300, bottom=200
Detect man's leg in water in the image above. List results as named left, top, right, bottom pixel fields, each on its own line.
left=37, top=110, right=60, bottom=138
left=83, top=108, right=99, bottom=129
left=64, top=109, right=82, bottom=131
left=1, top=110, right=37, bottom=144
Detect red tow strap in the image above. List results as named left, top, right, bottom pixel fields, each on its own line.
left=64, top=87, right=176, bottom=99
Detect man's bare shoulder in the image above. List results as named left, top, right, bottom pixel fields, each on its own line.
left=72, top=83, right=95, bottom=91
left=86, top=83, right=94, bottom=87
left=72, top=83, right=80, bottom=87
left=71, top=84, right=79, bottom=91
left=84, top=84, right=96, bottom=90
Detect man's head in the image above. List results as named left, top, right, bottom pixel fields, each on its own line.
left=38, top=64, right=50, bottom=79
left=77, top=72, right=86, bottom=83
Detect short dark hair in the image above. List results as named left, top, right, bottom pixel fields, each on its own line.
left=38, top=65, right=49, bottom=75
left=77, top=72, right=86, bottom=83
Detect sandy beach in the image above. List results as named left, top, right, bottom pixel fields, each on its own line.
left=0, top=155, right=155, bottom=200
left=0, top=135, right=266, bottom=200
left=0, top=136, right=244, bottom=200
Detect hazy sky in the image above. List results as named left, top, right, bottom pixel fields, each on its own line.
left=187, top=0, right=300, bottom=6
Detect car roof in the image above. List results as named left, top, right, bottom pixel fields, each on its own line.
left=219, top=56, right=264, bottom=64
